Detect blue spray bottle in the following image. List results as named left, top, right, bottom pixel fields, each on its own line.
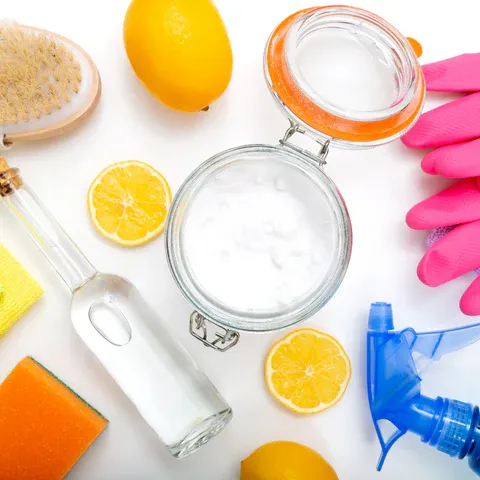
left=367, top=302, right=480, bottom=475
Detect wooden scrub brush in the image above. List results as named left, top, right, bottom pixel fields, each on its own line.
left=0, top=22, right=101, bottom=148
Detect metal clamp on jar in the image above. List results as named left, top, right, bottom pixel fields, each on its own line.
left=166, top=5, right=425, bottom=351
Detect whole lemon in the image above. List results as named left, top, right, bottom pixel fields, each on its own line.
left=241, top=441, right=338, bottom=480
left=124, top=0, right=233, bottom=112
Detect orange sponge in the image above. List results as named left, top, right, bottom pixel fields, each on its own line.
left=0, top=357, right=108, bottom=479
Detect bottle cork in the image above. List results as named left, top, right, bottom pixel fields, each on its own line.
left=0, top=157, right=10, bottom=174
left=0, top=158, right=22, bottom=196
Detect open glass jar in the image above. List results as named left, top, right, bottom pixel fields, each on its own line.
left=166, top=5, right=425, bottom=351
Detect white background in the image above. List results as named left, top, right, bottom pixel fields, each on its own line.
left=1, top=0, right=480, bottom=478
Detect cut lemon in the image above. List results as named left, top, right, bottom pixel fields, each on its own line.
left=88, top=160, right=172, bottom=247
left=265, top=328, right=351, bottom=414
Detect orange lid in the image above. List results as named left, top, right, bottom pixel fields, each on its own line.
left=266, top=6, right=425, bottom=144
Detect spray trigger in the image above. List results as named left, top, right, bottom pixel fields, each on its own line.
left=412, top=322, right=480, bottom=361
left=374, top=421, right=406, bottom=471
left=367, top=302, right=480, bottom=472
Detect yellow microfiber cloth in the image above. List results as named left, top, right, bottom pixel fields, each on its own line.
left=0, top=244, right=43, bottom=337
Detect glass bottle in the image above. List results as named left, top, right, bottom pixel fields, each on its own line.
left=0, top=160, right=232, bottom=458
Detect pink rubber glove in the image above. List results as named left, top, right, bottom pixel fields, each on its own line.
left=403, top=54, right=480, bottom=178
left=403, top=54, right=480, bottom=316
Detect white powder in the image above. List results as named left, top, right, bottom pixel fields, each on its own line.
left=182, top=158, right=335, bottom=313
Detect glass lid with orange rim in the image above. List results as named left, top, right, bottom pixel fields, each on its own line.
left=165, top=5, right=425, bottom=351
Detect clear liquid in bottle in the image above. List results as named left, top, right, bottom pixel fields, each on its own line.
left=71, top=273, right=232, bottom=458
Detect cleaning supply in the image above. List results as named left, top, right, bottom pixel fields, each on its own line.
left=88, top=160, right=172, bottom=247
left=0, top=22, right=101, bottom=148
left=367, top=302, right=480, bottom=475
left=265, top=328, right=351, bottom=414
left=402, top=53, right=480, bottom=315
left=0, top=159, right=232, bottom=458
left=240, top=441, right=338, bottom=480
left=0, top=244, right=43, bottom=337
left=164, top=6, right=424, bottom=352
left=407, top=179, right=480, bottom=316
left=182, top=159, right=334, bottom=311
left=402, top=54, right=480, bottom=156
left=0, top=357, right=107, bottom=479
left=124, top=0, right=233, bottom=112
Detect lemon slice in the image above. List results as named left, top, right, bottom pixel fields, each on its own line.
left=265, top=328, right=351, bottom=414
left=88, top=160, right=172, bottom=247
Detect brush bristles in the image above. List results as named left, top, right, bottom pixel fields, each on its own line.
left=0, top=24, right=82, bottom=125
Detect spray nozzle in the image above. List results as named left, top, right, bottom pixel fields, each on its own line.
left=367, top=302, right=480, bottom=472
left=368, top=302, right=394, bottom=332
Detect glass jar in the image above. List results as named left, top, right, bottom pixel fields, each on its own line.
left=165, top=5, right=425, bottom=351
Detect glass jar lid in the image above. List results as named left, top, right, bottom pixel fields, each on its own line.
left=166, top=145, right=351, bottom=333
left=265, top=5, right=425, bottom=148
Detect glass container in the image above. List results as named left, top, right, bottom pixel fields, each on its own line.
left=165, top=5, right=425, bottom=351
left=0, top=161, right=232, bottom=458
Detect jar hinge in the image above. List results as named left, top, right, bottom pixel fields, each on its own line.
left=279, top=121, right=330, bottom=166
left=190, top=311, right=240, bottom=352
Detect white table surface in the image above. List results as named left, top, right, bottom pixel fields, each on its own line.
left=1, top=0, right=480, bottom=478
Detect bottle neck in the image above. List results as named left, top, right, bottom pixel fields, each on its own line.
left=467, top=422, right=480, bottom=475
left=429, top=398, right=478, bottom=459
left=399, top=395, right=479, bottom=460
left=3, top=181, right=97, bottom=293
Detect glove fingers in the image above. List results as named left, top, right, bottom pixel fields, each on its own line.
left=406, top=178, right=480, bottom=229
left=418, top=220, right=480, bottom=286
left=423, top=54, right=480, bottom=92
left=402, top=92, right=480, bottom=148
left=460, top=275, right=480, bottom=316
left=422, top=138, right=480, bottom=178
